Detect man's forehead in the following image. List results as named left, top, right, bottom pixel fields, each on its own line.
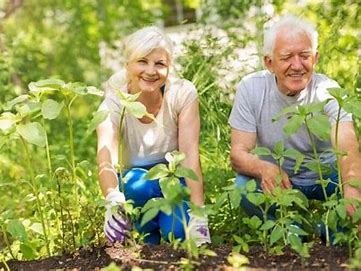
left=278, top=48, right=312, bottom=56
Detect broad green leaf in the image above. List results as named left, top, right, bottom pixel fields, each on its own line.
left=344, top=98, right=361, bottom=118
left=28, top=79, right=64, bottom=94
left=16, top=122, right=46, bottom=147
left=165, top=151, right=186, bottom=165
left=29, top=223, right=44, bottom=235
left=336, top=204, right=346, bottom=220
left=273, top=141, right=284, bottom=156
left=327, top=87, right=347, bottom=105
left=86, top=86, right=103, bottom=96
left=175, top=166, right=198, bottom=181
left=87, top=110, right=109, bottom=134
left=260, top=220, right=275, bottom=231
left=328, top=209, right=337, bottom=232
left=17, top=101, right=41, bottom=117
left=20, top=242, right=37, bottom=260
left=272, top=105, right=297, bottom=122
left=41, top=99, right=64, bottom=119
left=229, top=189, right=242, bottom=209
left=125, top=101, right=147, bottom=118
left=66, top=82, right=87, bottom=95
left=305, top=101, right=328, bottom=113
left=144, top=164, right=169, bottom=180
left=245, top=180, right=257, bottom=192
left=283, top=115, right=304, bottom=136
left=7, top=220, right=27, bottom=242
left=252, top=147, right=271, bottom=156
left=288, top=234, right=302, bottom=249
left=6, top=95, right=29, bottom=110
left=0, top=113, right=16, bottom=132
left=270, top=227, right=284, bottom=245
left=246, top=216, right=262, bottom=230
left=307, top=114, right=331, bottom=140
left=141, top=208, right=160, bottom=226
left=287, top=224, right=308, bottom=235
left=33, top=78, right=65, bottom=87
left=116, top=89, right=141, bottom=102
left=246, top=193, right=265, bottom=206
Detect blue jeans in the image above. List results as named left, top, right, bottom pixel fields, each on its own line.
left=119, top=167, right=189, bottom=244
left=236, top=172, right=339, bottom=239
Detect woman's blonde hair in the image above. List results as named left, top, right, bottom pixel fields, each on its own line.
left=124, top=26, right=174, bottom=64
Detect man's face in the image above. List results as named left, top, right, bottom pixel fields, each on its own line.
left=264, top=31, right=319, bottom=96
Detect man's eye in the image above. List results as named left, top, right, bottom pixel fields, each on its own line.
left=301, top=55, right=310, bottom=60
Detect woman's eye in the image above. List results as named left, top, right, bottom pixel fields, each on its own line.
left=137, top=59, right=147, bottom=64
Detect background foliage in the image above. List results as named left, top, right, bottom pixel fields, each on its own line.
left=0, top=0, right=360, bottom=262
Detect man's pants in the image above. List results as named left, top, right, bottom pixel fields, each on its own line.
left=120, top=167, right=189, bottom=244
left=236, top=172, right=339, bottom=237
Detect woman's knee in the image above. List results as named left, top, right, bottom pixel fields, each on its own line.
left=122, top=168, right=162, bottom=207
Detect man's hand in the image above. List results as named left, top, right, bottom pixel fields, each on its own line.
left=344, top=183, right=361, bottom=231
left=188, top=211, right=211, bottom=246
left=104, top=190, right=131, bottom=244
left=260, top=162, right=291, bottom=193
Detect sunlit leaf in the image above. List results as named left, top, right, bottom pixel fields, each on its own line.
left=41, top=99, right=64, bottom=119
left=175, top=166, right=198, bottom=180
left=86, top=86, right=103, bottom=96
left=20, top=242, right=37, bottom=260
left=246, top=193, right=265, bottom=206
left=17, top=101, right=41, bottom=117
left=283, top=115, right=304, bottom=136
left=252, top=147, right=271, bottom=156
left=5, top=95, right=29, bottom=110
left=307, top=114, right=330, bottom=140
left=87, top=110, right=109, bottom=134
left=144, top=164, right=169, bottom=180
left=270, top=226, right=284, bottom=245
left=140, top=208, right=159, bottom=226
left=16, top=122, right=46, bottom=147
left=0, top=112, right=16, bottom=132
left=29, top=223, right=44, bottom=235
left=7, top=220, right=27, bottom=242
left=260, top=220, right=275, bottom=231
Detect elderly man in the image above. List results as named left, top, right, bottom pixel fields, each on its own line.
left=229, top=14, right=361, bottom=238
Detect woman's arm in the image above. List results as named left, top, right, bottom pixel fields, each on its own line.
left=96, top=116, right=119, bottom=197
left=178, top=99, right=204, bottom=206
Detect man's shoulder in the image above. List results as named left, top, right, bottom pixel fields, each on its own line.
left=242, top=70, right=271, bottom=82
left=312, top=73, right=340, bottom=88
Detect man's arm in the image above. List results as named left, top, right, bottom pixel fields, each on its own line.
left=230, top=128, right=291, bottom=193
left=331, top=121, right=361, bottom=217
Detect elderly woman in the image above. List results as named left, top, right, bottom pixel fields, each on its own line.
left=96, top=26, right=210, bottom=246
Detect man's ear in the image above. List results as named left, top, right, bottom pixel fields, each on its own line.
left=264, top=56, right=274, bottom=73
left=313, top=51, right=319, bottom=66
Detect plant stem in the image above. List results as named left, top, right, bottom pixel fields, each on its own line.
left=304, top=118, right=330, bottom=246
left=118, top=107, right=126, bottom=192
left=1, top=227, right=15, bottom=259
left=21, top=137, right=51, bottom=256
left=334, top=106, right=343, bottom=195
left=65, top=98, right=76, bottom=179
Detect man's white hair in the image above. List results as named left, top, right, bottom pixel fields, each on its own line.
left=263, top=14, right=318, bottom=58
left=124, top=26, right=174, bottom=64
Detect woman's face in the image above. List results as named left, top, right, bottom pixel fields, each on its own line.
left=127, top=48, right=170, bottom=94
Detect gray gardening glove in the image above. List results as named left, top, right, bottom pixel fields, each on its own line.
left=188, top=210, right=211, bottom=246
left=104, top=190, right=131, bottom=244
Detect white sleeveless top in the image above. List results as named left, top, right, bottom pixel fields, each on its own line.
left=98, top=71, right=198, bottom=169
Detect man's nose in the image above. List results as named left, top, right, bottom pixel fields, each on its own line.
left=290, top=56, right=303, bottom=70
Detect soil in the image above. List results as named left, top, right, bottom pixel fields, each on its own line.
left=2, top=242, right=351, bottom=270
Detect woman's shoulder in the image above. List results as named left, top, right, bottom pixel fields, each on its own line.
left=167, top=75, right=197, bottom=95
left=105, top=70, right=127, bottom=95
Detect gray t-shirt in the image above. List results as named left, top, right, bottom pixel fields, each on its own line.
left=229, top=70, right=352, bottom=186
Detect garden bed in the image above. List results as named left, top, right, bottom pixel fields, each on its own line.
left=3, top=242, right=350, bottom=270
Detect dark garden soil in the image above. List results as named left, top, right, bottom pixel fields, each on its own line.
left=3, top=242, right=351, bottom=271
